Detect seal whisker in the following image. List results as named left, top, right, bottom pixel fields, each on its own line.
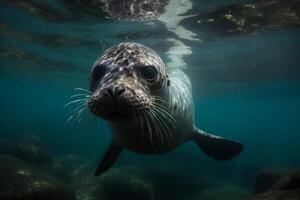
left=152, top=96, right=168, bottom=104
left=67, top=110, right=84, bottom=124
left=66, top=101, right=89, bottom=125
left=132, top=109, right=137, bottom=125
left=152, top=102, right=175, bottom=123
left=152, top=95, right=166, bottom=100
left=99, top=40, right=107, bottom=51
left=150, top=107, right=172, bottom=144
left=73, top=106, right=87, bottom=122
left=152, top=103, right=176, bottom=126
left=74, top=88, right=92, bottom=94
left=74, top=102, right=87, bottom=112
left=138, top=112, right=143, bottom=136
left=151, top=97, right=171, bottom=110
left=66, top=109, right=86, bottom=124
left=145, top=110, right=157, bottom=144
left=132, top=109, right=141, bottom=137
left=143, top=111, right=154, bottom=147
left=152, top=110, right=166, bottom=146
left=147, top=109, right=164, bottom=147
left=148, top=109, right=165, bottom=147
left=68, top=100, right=86, bottom=110
left=141, top=112, right=149, bottom=143
left=151, top=105, right=174, bottom=141
left=155, top=111, right=171, bottom=145
left=145, top=112, right=154, bottom=147
left=70, top=94, right=91, bottom=99
left=64, top=99, right=88, bottom=108
left=66, top=115, right=75, bottom=124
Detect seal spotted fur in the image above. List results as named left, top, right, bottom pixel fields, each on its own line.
left=88, top=42, right=243, bottom=176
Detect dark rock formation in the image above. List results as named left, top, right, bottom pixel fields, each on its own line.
left=1, top=0, right=169, bottom=21
left=88, top=0, right=169, bottom=21
left=56, top=154, right=91, bottom=177
left=255, top=169, right=287, bottom=194
left=0, top=143, right=53, bottom=165
left=0, top=134, right=53, bottom=165
left=68, top=162, right=206, bottom=200
left=71, top=166, right=153, bottom=200
left=100, top=168, right=153, bottom=200
left=182, top=0, right=300, bottom=36
left=11, top=131, right=45, bottom=147
left=0, top=155, right=75, bottom=200
left=143, top=166, right=204, bottom=200
left=240, top=164, right=262, bottom=188
left=250, top=169, right=300, bottom=200
left=40, top=164, right=73, bottom=184
left=271, top=169, right=300, bottom=191
left=250, top=189, right=300, bottom=200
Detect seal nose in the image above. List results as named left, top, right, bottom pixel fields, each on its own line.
left=107, top=86, right=125, bottom=100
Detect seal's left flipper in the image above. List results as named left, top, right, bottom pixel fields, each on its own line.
left=192, top=128, right=243, bottom=160
left=95, top=142, right=122, bottom=176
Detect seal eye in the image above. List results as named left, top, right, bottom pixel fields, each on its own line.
left=138, top=65, right=158, bottom=82
left=93, top=64, right=107, bottom=81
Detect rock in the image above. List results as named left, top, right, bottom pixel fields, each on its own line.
left=100, top=171, right=153, bottom=200
left=71, top=164, right=205, bottom=200
left=40, top=164, right=73, bottom=184
left=254, top=169, right=287, bottom=194
left=56, top=154, right=89, bottom=175
left=77, top=0, right=169, bottom=21
left=250, top=169, right=300, bottom=200
left=12, top=131, right=45, bottom=147
left=201, top=185, right=251, bottom=200
left=0, top=133, right=53, bottom=165
left=73, top=165, right=204, bottom=200
left=249, top=189, right=300, bottom=200
left=240, top=164, right=261, bottom=188
left=0, top=143, right=53, bottom=165
left=3, top=0, right=169, bottom=21
left=0, top=155, right=75, bottom=200
left=271, top=169, right=300, bottom=191
left=73, top=166, right=153, bottom=200
left=143, top=166, right=204, bottom=200
left=181, top=0, right=300, bottom=36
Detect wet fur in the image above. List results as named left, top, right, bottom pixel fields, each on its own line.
left=88, top=43, right=194, bottom=153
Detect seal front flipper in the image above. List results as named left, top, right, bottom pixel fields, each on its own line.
left=95, top=142, right=122, bottom=176
left=192, top=128, right=243, bottom=160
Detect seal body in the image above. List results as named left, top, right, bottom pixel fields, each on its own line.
left=88, top=42, right=243, bottom=175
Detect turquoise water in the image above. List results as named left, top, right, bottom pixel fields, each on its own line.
left=1, top=1, right=300, bottom=200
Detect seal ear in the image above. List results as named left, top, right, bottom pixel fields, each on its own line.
left=95, top=142, right=123, bottom=176
left=192, top=128, right=243, bottom=160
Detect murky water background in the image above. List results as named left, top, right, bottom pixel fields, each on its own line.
left=1, top=1, right=300, bottom=200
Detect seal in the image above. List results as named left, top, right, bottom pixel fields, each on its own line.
left=88, top=42, right=243, bottom=176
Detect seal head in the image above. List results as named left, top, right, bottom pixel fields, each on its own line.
left=88, top=43, right=168, bottom=122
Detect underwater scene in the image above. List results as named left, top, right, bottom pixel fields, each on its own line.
left=1, top=0, right=300, bottom=200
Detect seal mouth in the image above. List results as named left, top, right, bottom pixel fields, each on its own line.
left=104, top=110, right=131, bottom=122
left=87, top=95, right=136, bottom=122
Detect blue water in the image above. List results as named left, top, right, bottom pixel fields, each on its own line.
left=1, top=1, right=300, bottom=199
